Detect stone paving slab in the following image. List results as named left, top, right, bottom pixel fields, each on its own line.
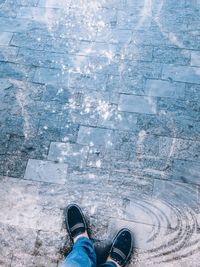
left=0, top=177, right=63, bottom=231
left=24, top=159, right=68, bottom=184
left=0, top=32, right=13, bottom=45
left=191, top=51, right=200, bottom=67
left=162, top=64, right=200, bottom=84
left=77, top=126, right=114, bottom=147
left=48, top=142, right=89, bottom=167
left=172, top=159, right=200, bottom=185
left=118, top=94, right=157, bottom=114
left=144, top=79, right=185, bottom=99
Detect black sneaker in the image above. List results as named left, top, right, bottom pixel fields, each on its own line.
left=64, top=204, right=87, bottom=241
left=109, top=228, right=134, bottom=267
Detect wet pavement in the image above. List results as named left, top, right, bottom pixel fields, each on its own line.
left=1, top=0, right=200, bottom=266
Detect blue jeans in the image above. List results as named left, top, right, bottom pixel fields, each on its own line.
left=62, top=237, right=117, bottom=267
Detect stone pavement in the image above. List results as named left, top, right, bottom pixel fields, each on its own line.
left=1, top=0, right=200, bottom=266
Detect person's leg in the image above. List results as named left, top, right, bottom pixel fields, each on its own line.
left=62, top=204, right=97, bottom=267
left=62, top=237, right=96, bottom=267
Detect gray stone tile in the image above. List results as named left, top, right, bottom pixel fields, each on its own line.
left=81, top=90, right=118, bottom=106
left=15, top=0, right=39, bottom=6
left=67, top=106, right=99, bottom=128
left=137, top=114, right=174, bottom=137
left=0, top=78, right=12, bottom=90
left=11, top=253, right=58, bottom=267
left=131, top=247, right=200, bottom=267
left=145, top=79, right=185, bottom=99
left=11, top=31, right=47, bottom=50
left=77, top=41, right=117, bottom=58
left=0, top=2, right=18, bottom=18
left=185, top=83, right=200, bottom=102
left=0, top=254, right=12, bottom=267
left=0, top=133, right=9, bottom=155
left=114, top=112, right=138, bottom=131
left=0, top=156, right=5, bottom=176
left=118, top=94, right=157, bottom=114
left=119, top=44, right=153, bottom=61
left=37, top=182, right=83, bottom=209
left=0, top=46, right=19, bottom=63
left=117, top=9, right=152, bottom=30
left=123, top=156, right=172, bottom=180
left=178, top=27, right=198, bottom=43
left=135, top=134, right=160, bottom=157
left=155, top=8, right=189, bottom=33
left=157, top=98, right=200, bottom=121
left=33, top=67, right=68, bottom=85
left=68, top=72, right=107, bottom=91
left=11, top=30, right=79, bottom=52
left=7, top=135, right=50, bottom=160
left=87, top=148, right=111, bottom=169
left=109, top=172, right=154, bottom=199
left=3, top=155, right=28, bottom=178
left=153, top=180, right=199, bottom=212
left=87, top=147, right=130, bottom=170
left=0, top=32, right=13, bottom=45
left=81, top=190, right=124, bottom=219
left=48, top=142, right=89, bottom=167
left=41, top=85, right=79, bottom=103
left=137, top=113, right=200, bottom=141
left=131, top=28, right=172, bottom=46
left=38, top=0, right=70, bottom=8
left=24, top=159, right=68, bottom=184
left=162, top=64, right=200, bottom=84
left=153, top=47, right=190, bottom=65
left=97, top=104, right=118, bottom=129
left=16, top=6, right=59, bottom=20
left=69, top=168, right=109, bottom=187
left=113, top=130, right=136, bottom=152
left=34, top=230, right=66, bottom=259
left=59, top=121, right=79, bottom=143
left=125, top=198, right=180, bottom=229
left=77, top=126, right=114, bottom=148
left=106, top=74, right=145, bottom=95
left=17, top=48, right=70, bottom=69
left=173, top=117, right=200, bottom=141
left=0, top=62, right=35, bottom=80
left=0, top=177, right=62, bottom=231
left=96, top=29, right=132, bottom=44
left=159, top=137, right=200, bottom=162
left=172, top=159, right=200, bottom=185
left=191, top=51, right=200, bottom=67
left=0, top=223, right=37, bottom=255
left=124, top=62, right=162, bottom=79
left=0, top=17, right=30, bottom=32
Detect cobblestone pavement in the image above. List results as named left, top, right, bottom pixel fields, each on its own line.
left=1, top=0, right=200, bottom=266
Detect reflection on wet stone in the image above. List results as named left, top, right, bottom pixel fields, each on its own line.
left=1, top=0, right=200, bottom=266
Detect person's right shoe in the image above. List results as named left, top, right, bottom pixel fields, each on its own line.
left=109, top=228, right=134, bottom=267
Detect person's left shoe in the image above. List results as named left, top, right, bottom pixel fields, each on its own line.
left=64, top=204, right=87, bottom=242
